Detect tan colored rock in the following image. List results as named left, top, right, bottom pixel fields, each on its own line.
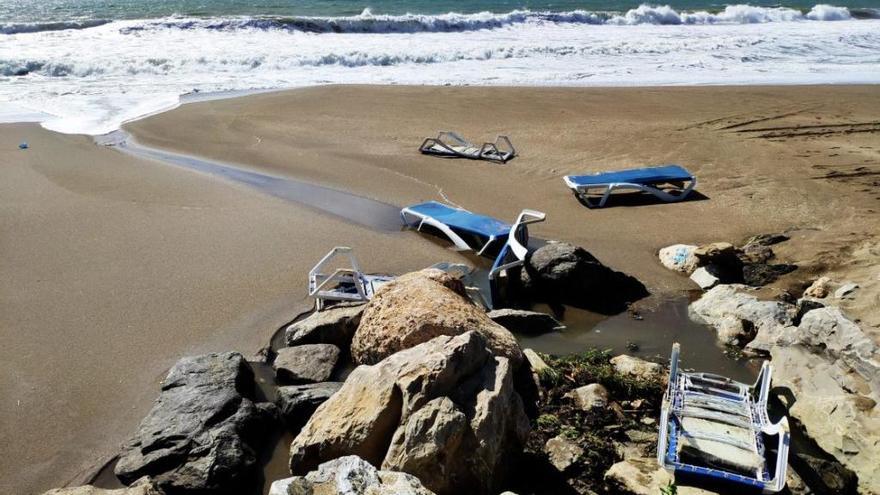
left=803, top=276, right=832, bottom=299
left=289, top=332, right=529, bottom=495
left=693, top=242, right=737, bottom=265
left=565, top=383, right=608, bottom=411
left=351, top=268, right=522, bottom=366
left=544, top=435, right=583, bottom=472
left=42, top=481, right=163, bottom=495
left=604, top=457, right=672, bottom=495
left=610, top=355, right=663, bottom=382
left=523, top=348, right=550, bottom=375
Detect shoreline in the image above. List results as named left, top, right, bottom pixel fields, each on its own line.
left=2, top=83, right=879, bottom=494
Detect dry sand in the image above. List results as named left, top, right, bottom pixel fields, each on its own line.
left=2, top=85, right=879, bottom=494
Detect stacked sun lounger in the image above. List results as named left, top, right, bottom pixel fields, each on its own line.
left=657, top=343, right=790, bottom=493
left=419, top=131, right=516, bottom=163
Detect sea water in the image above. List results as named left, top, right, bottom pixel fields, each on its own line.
left=2, top=0, right=879, bottom=134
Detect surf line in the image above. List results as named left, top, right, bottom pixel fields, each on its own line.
left=97, top=131, right=404, bottom=232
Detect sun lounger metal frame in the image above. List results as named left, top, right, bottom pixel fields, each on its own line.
left=564, top=165, right=697, bottom=208
left=401, top=201, right=545, bottom=306
left=657, top=343, right=790, bottom=493
left=419, top=131, right=516, bottom=163
left=308, top=246, right=394, bottom=311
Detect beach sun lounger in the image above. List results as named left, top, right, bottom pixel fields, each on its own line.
left=400, top=201, right=545, bottom=300
left=657, top=343, right=790, bottom=493
left=308, top=246, right=394, bottom=310
left=419, top=131, right=516, bottom=163
left=564, top=164, right=696, bottom=208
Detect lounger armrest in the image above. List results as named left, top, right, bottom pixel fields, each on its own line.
left=494, top=135, right=516, bottom=157
left=507, top=209, right=546, bottom=260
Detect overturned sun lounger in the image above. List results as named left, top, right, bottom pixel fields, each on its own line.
left=419, top=131, right=516, bottom=163
left=308, top=246, right=395, bottom=310
left=564, top=164, right=696, bottom=208
left=657, top=343, right=790, bottom=493
left=401, top=201, right=545, bottom=302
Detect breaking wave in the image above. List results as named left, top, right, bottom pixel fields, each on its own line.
left=2, top=4, right=872, bottom=36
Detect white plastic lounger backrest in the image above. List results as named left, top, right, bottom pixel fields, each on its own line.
left=308, top=246, right=368, bottom=309
left=508, top=209, right=545, bottom=259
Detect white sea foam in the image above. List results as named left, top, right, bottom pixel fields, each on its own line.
left=1, top=4, right=878, bottom=134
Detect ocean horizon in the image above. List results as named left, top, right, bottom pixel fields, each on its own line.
left=3, top=0, right=880, bottom=134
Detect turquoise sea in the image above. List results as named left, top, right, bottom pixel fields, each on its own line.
left=2, top=0, right=879, bottom=134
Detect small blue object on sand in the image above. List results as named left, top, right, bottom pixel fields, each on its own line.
left=19, top=142, right=28, bottom=149
left=564, top=164, right=697, bottom=208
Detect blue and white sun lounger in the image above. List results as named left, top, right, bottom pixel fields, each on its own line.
left=401, top=201, right=545, bottom=292
left=419, top=131, right=516, bottom=163
left=657, top=343, right=790, bottom=493
left=564, top=164, right=696, bottom=208
left=308, top=246, right=395, bottom=311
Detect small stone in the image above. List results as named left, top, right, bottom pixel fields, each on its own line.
left=690, top=266, right=720, bottom=290
left=640, top=417, right=655, bottom=426
left=523, top=348, right=550, bottom=375
left=544, top=435, right=584, bottom=472
left=565, top=383, right=609, bottom=411
left=624, top=429, right=656, bottom=444
left=273, top=344, right=340, bottom=384
left=803, top=276, right=832, bottom=299
left=745, top=233, right=790, bottom=246
left=834, top=282, right=859, bottom=299
left=610, top=355, right=663, bottom=381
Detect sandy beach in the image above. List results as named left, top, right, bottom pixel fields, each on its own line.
left=2, top=84, right=879, bottom=494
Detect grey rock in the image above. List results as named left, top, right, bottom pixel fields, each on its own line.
left=745, top=233, right=789, bottom=246
left=544, top=435, right=583, bottom=472
left=270, top=455, right=436, bottom=495
left=835, top=282, right=859, bottom=299
left=276, top=382, right=343, bottom=426
left=794, top=298, right=825, bottom=325
left=382, top=397, right=471, bottom=494
left=285, top=303, right=365, bottom=348
left=689, top=266, right=720, bottom=290
left=114, top=352, right=273, bottom=494
left=791, top=452, right=858, bottom=495
left=742, top=263, right=797, bottom=286
left=738, top=243, right=774, bottom=264
left=565, top=383, right=609, bottom=411
left=689, top=284, right=796, bottom=350
left=487, top=308, right=564, bottom=334
left=521, top=241, right=648, bottom=313
left=274, top=344, right=340, bottom=384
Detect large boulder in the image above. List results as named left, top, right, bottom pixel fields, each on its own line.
left=289, top=332, right=529, bottom=495
left=114, top=353, right=274, bottom=493
left=269, top=455, right=435, bottom=495
left=42, top=482, right=163, bottom=495
left=520, top=242, right=648, bottom=314
left=351, top=269, right=522, bottom=366
left=273, top=344, right=340, bottom=384
left=276, top=382, right=343, bottom=427
left=487, top=308, right=564, bottom=334
left=771, top=307, right=880, bottom=493
left=285, top=303, right=365, bottom=348
left=689, top=284, right=796, bottom=350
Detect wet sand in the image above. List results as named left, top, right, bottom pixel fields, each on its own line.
left=2, top=84, right=879, bottom=494
left=0, top=123, right=462, bottom=494
left=130, top=84, right=880, bottom=321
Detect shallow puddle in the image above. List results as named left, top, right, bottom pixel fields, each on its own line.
left=517, top=296, right=759, bottom=383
